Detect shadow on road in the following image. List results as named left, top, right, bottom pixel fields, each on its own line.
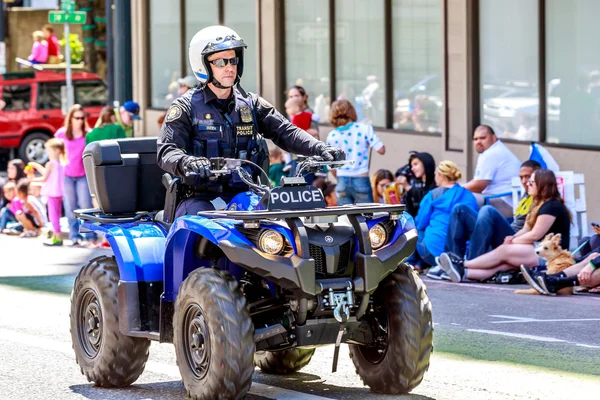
left=70, top=381, right=187, bottom=399
left=0, top=274, right=75, bottom=295
left=253, top=370, right=437, bottom=399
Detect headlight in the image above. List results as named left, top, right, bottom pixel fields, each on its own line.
left=258, top=230, right=285, bottom=255
left=369, top=223, right=388, bottom=250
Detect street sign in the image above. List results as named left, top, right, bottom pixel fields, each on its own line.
left=61, top=0, right=75, bottom=12
left=49, top=11, right=86, bottom=24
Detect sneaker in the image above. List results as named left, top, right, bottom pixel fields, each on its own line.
left=536, top=275, right=559, bottom=296
left=426, top=265, right=449, bottom=280
left=43, top=237, right=63, bottom=247
left=70, top=239, right=82, bottom=247
left=439, top=252, right=465, bottom=283
left=520, top=265, right=545, bottom=294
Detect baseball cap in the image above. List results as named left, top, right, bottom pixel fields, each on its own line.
left=178, top=75, right=198, bottom=89
left=123, top=101, right=142, bottom=120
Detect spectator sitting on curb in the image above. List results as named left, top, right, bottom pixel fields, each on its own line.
left=438, top=169, right=571, bottom=283
left=396, top=152, right=436, bottom=217
left=521, top=252, right=600, bottom=295
left=14, top=179, right=47, bottom=238
left=411, top=161, right=477, bottom=273
left=463, top=125, right=521, bottom=217
left=440, top=160, right=542, bottom=266
left=326, top=100, right=385, bottom=205
left=371, top=169, right=393, bottom=204
left=6, top=159, right=27, bottom=184
left=0, top=182, right=21, bottom=232
left=323, top=183, right=337, bottom=207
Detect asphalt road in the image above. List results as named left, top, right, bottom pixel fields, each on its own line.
left=1, top=235, right=599, bottom=400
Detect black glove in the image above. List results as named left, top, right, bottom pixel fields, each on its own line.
left=182, top=157, right=211, bottom=178
left=319, top=146, right=346, bottom=162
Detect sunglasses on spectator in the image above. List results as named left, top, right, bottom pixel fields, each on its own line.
left=72, top=116, right=85, bottom=120
left=208, top=57, right=239, bottom=67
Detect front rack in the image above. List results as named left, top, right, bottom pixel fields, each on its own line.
left=197, top=203, right=405, bottom=220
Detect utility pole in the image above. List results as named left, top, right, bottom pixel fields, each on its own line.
left=113, top=0, right=132, bottom=103
left=49, top=0, right=86, bottom=112
left=0, top=1, right=6, bottom=75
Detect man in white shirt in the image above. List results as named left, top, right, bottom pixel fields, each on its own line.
left=464, top=125, right=521, bottom=217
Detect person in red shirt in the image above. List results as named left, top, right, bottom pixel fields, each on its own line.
left=43, top=25, right=62, bottom=64
left=285, top=97, right=312, bottom=131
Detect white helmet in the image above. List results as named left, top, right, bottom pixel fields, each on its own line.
left=188, top=25, right=247, bottom=87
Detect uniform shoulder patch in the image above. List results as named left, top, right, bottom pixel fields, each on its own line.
left=257, top=96, right=274, bottom=110
left=165, top=105, right=183, bottom=122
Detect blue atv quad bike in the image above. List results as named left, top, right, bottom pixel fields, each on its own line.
left=70, top=137, right=433, bottom=399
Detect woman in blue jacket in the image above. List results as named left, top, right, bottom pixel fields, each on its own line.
left=412, top=161, right=478, bottom=270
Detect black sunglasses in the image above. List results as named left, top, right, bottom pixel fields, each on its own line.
left=72, top=116, right=85, bottom=120
left=208, top=57, right=239, bottom=67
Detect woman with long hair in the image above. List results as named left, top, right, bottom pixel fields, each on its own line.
left=6, top=159, right=27, bottom=183
left=371, top=169, right=394, bottom=204
left=287, top=85, right=319, bottom=139
left=86, top=105, right=127, bottom=144
left=438, top=169, right=571, bottom=282
left=412, top=161, right=477, bottom=270
left=54, top=104, right=93, bottom=246
left=326, top=100, right=386, bottom=205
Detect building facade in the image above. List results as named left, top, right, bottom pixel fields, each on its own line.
left=131, top=0, right=600, bottom=222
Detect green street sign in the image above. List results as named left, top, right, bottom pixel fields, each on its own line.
left=49, top=10, right=87, bottom=24
left=61, top=0, right=75, bottom=12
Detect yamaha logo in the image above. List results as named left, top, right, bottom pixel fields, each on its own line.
left=325, top=236, right=334, bottom=243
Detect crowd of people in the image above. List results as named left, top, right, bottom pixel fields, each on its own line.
left=0, top=101, right=141, bottom=246
left=1, top=81, right=598, bottom=295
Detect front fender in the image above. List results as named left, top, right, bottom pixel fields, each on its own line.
left=162, top=215, right=253, bottom=301
left=81, top=220, right=167, bottom=282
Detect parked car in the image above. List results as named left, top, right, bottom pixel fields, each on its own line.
left=0, top=70, right=107, bottom=164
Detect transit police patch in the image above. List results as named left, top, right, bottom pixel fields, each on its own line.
left=235, top=125, right=254, bottom=136
left=166, top=105, right=183, bottom=122
left=240, top=106, right=253, bottom=123
left=258, top=96, right=273, bottom=109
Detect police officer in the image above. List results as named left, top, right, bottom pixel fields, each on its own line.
left=158, top=26, right=344, bottom=217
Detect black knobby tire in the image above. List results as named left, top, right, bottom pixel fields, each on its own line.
left=70, top=256, right=151, bottom=387
left=174, top=268, right=255, bottom=400
left=349, top=263, right=433, bottom=394
left=254, top=348, right=315, bottom=375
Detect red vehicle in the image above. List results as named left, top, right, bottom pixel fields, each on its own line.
left=0, top=70, right=107, bottom=164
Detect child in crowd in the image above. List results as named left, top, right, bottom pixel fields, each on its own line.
left=0, top=182, right=21, bottom=232
left=29, top=138, right=65, bottom=246
left=371, top=169, right=394, bottom=204
left=268, top=147, right=287, bottom=187
left=14, top=179, right=47, bottom=238
left=283, top=98, right=313, bottom=175
left=28, top=30, right=49, bottom=64
left=323, top=183, right=337, bottom=207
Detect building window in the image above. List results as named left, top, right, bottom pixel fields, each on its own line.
left=335, top=0, right=385, bottom=127
left=392, top=0, right=442, bottom=133
left=149, top=0, right=182, bottom=109
left=185, top=0, right=219, bottom=77
left=224, top=0, right=258, bottom=93
left=479, top=0, right=539, bottom=141
left=284, top=0, right=331, bottom=122
left=546, top=0, right=600, bottom=146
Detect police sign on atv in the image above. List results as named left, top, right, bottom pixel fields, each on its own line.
left=70, top=137, right=433, bottom=399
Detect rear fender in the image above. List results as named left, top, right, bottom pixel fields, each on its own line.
left=81, top=220, right=167, bottom=282
left=162, top=215, right=252, bottom=301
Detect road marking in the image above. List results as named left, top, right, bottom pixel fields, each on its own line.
left=467, top=329, right=567, bottom=343
left=489, top=315, right=600, bottom=324
left=0, top=328, right=332, bottom=400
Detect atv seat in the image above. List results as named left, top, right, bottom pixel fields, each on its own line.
left=83, top=137, right=166, bottom=214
